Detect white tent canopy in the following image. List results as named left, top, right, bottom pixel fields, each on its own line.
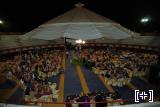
left=21, top=3, right=138, bottom=41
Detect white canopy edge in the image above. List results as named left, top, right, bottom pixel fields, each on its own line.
left=21, top=22, right=138, bottom=41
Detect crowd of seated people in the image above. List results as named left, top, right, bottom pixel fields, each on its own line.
left=0, top=49, right=63, bottom=102
left=65, top=90, right=123, bottom=107
left=80, top=47, right=158, bottom=87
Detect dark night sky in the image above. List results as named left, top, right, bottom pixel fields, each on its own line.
left=0, top=0, right=160, bottom=33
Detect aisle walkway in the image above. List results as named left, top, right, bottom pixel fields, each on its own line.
left=0, top=83, right=21, bottom=103
left=131, top=77, right=160, bottom=97
left=82, top=67, right=108, bottom=92
left=112, top=86, right=135, bottom=103
left=76, top=65, right=90, bottom=94
left=0, top=79, right=16, bottom=89
left=64, top=51, right=82, bottom=97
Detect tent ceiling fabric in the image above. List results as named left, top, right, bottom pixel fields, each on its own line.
left=22, top=4, right=137, bottom=41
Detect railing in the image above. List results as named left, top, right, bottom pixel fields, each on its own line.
left=0, top=96, right=160, bottom=107
left=24, top=98, right=160, bottom=107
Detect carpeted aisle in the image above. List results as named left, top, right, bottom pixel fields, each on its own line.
left=82, top=67, right=135, bottom=103
left=0, top=79, right=16, bottom=89
left=131, top=77, right=160, bottom=98
left=82, top=67, right=108, bottom=92
left=131, top=77, right=151, bottom=91
left=9, top=87, right=24, bottom=104
left=64, top=51, right=82, bottom=98
left=112, top=86, right=135, bottom=103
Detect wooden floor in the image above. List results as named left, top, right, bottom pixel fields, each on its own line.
left=57, top=51, right=66, bottom=102
left=98, top=75, right=114, bottom=92
left=76, top=65, right=90, bottom=94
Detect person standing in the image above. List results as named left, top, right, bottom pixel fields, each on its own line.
left=66, top=51, right=69, bottom=59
